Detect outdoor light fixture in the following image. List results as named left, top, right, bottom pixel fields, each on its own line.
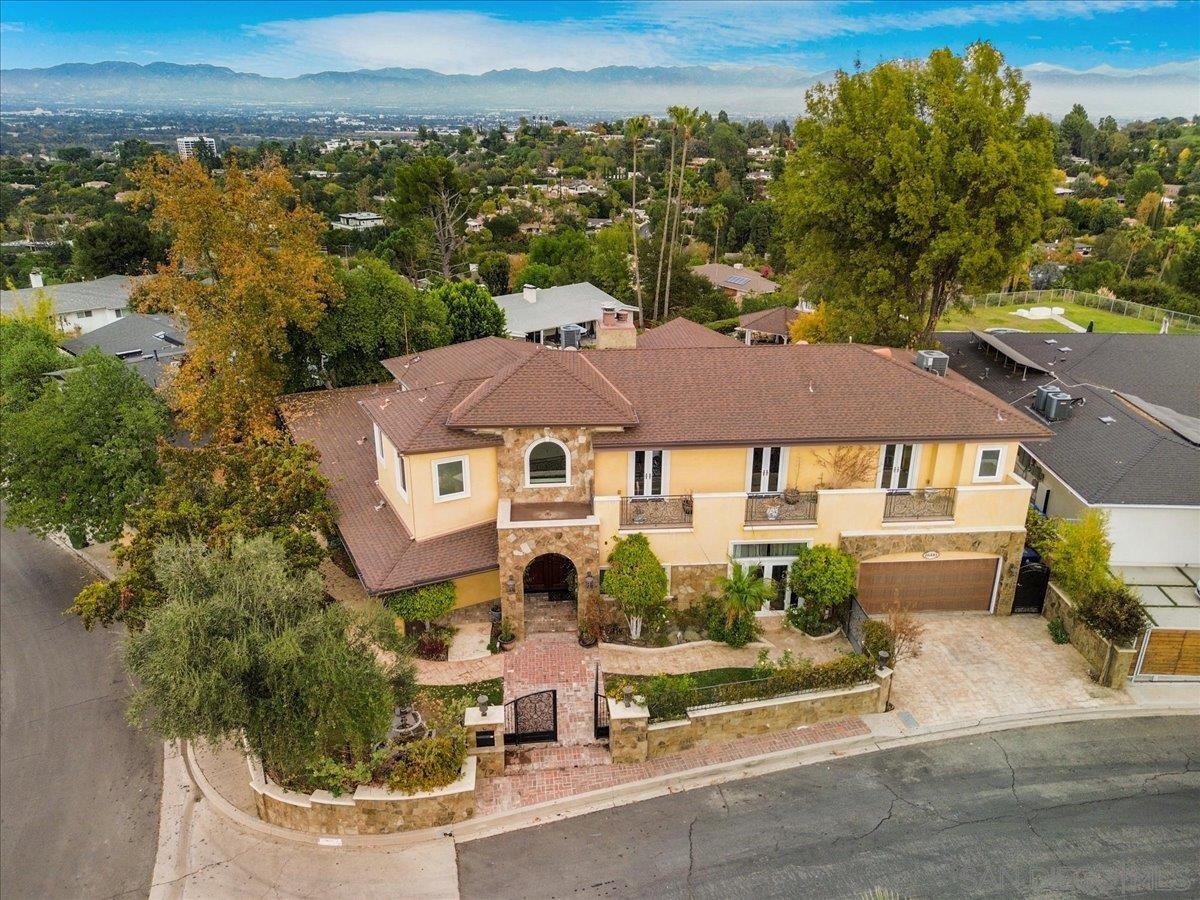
left=623, top=685, right=634, bottom=708
left=506, top=574, right=515, bottom=594
left=877, top=650, right=891, bottom=670
left=477, top=694, right=489, bottom=715
left=585, top=571, right=595, bottom=591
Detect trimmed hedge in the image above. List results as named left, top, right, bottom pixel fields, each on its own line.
left=1076, top=581, right=1150, bottom=646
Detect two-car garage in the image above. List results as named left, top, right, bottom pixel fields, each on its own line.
left=857, top=555, right=1001, bottom=614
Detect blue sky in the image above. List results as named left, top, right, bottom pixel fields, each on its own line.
left=1, top=1, right=1197, bottom=76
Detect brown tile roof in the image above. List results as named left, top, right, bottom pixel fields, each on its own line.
left=584, top=344, right=1051, bottom=448
left=446, top=348, right=638, bottom=428
left=637, top=316, right=744, bottom=349
left=359, top=379, right=502, bottom=454
left=738, top=306, right=798, bottom=337
left=280, top=386, right=497, bottom=594
left=691, top=263, right=778, bottom=294
left=381, top=336, right=538, bottom=389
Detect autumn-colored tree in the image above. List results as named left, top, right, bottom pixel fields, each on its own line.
left=788, top=302, right=835, bottom=344
left=134, top=157, right=338, bottom=441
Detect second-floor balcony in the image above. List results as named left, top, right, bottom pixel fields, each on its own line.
left=744, top=491, right=818, bottom=525
left=620, top=494, right=693, bottom=529
left=883, top=488, right=957, bottom=522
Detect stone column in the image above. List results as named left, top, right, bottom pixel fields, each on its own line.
left=873, top=667, right=894, bottom=713
left=607, top=697, right=650, bottom=764
left=464, top=704, right=506, bottom=777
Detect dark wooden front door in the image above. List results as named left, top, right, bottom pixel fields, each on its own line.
left=524, top=554, right=575, bottom=601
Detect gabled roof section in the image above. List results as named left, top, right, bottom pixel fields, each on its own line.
left=738, top=306, right=799, bottom=337
left=447, top=348, right=638, bottom=428
left=381, top=336, right=537, bottom=390
left=359, top=380, right=501, bottom=454
left=637, top=316, right=744, bottom=349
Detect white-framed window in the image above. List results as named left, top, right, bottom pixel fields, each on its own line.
left=629, top=449, right=667, bottom=497
left=746, top=446, right=786, bottom=494
left=729, top=541, right=811, bottom=615
left=433, top=455, right=470, bottom=502
left=393, top=448, right=408, bottom=500
left=525, top=438, right=569, bottom=486
left=878, top=443, right=919, bottom=490
left=974, top=445, right=1005, bottom=483
left=373, top=423, right=385, bottom=463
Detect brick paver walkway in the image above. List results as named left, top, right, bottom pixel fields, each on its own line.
left=475, top=716, right=869, bottom=814
left=504, top=633, right=600, bottom=747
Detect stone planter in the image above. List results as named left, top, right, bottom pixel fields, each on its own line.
left=1042, top=583, right=1135, bottom=689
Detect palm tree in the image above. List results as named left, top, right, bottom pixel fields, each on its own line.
left=653, top=108, right=683, bottom=321
left=716, top=562, right=776, bottom=628
left=626, top=115, right=648, bottom=316
left=662, top=107, right=701, bottom=319
left=709, top=202, right=728, bottom=261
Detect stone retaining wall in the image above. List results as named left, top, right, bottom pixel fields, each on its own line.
left=251, top=756, right=477, bottom=835
left=1042, top=583, right=1134, bottom=689
left=609, top=670, right=891, bottom=764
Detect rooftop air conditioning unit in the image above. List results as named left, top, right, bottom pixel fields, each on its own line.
left=560, top=323, right=584, bottom=350
left=1034, top=383, right=1060, bottom=414
left=916, top=349, right=949, bottom=376
left=1044, top=391, right=1075, bottom=422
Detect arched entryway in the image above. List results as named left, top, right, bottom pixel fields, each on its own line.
left=522, top=553, right=578, bottom=633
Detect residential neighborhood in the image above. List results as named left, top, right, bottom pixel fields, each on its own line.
left=1, top=3, right=1198, bottom=899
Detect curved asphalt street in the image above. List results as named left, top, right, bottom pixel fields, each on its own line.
left=1, top=517, right=161, bottom=899
left=458, top=716, right=1200, bottom=899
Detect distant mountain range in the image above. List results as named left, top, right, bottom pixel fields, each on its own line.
left=1, top=61, right=1196, bottom=119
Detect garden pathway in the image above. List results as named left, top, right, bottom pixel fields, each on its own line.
left=503, top=633, right=600, bottom=747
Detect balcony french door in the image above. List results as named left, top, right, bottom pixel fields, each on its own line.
left=748, top=446, right=784, bottom=494
left=631, top=449, right=665, bottom=497
left=879, top=443, right=918, bottom=490
left=745, top=561, right=796, bottom=615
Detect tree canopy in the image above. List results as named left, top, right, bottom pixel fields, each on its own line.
left=134, top=157, right=337, bottom=441
left=72, top=215, right=166, bottom=279
left=0, top=317, right=63, bottom=415
left=0, top=350, right=168, bottom=545
left=430, top=281, right=507, bottom=343
left=778, top=42, right=1056, bottom=345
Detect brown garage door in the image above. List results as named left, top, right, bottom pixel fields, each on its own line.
left=1138, top=629, right=1200, bottom=676
left=858, top=558, right=998, bottom=613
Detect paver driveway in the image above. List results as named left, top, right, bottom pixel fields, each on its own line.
left=888, top=612, right=1130, bottom=727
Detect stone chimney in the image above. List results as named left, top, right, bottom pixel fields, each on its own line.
left=523, top=284, right=539, bottom=303
left=597, top=303, right=637, bottom=349
left=29, top=270, right=44, bottom=289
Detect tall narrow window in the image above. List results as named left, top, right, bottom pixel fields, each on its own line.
left=394, top=448, right=408, bottom=498
left=879, top=443, right=918, bottom=489
left=373, top=423, right=384, bottom=463
left=748, top=446, right=784, bottom=493
left=631, top=450, right=665, bottom=497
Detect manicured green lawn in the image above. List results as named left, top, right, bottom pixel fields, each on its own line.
left=416, top=678, right=503, bottom=708
left=938, top=301, right=1188, bottom=335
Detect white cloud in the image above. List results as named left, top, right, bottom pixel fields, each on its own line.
left=0, top=21, right=25, bottom=33
left=237, top=1, right=1177, bottom=76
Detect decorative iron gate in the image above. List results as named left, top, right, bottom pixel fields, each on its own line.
left=593, top=664, right=610, bottom=740
left=842, top=597, right=868, bottom=654
left=503, top=689, right=558, bottom=745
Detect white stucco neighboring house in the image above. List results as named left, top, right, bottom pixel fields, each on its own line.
left=1, top=273, right=145, bottom=335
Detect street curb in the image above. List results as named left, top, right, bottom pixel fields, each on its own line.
left=180, top=703, right=1199, bottom=850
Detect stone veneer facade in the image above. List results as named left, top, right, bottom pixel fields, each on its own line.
left=839, top=529, right=1026, bottom=615
left=499, top=523, right=602, bottom=638
left=496, top=426, right=595, bottom=503
left=669, top=564, right=727, bottom=609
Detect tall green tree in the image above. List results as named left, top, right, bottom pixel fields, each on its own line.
left=0, top=351, right=168, bottom=545
left=605, top=533, right=668, bottom=640
left=663, top=107, right=702, bottom=320
left=476, top=251, right=510, bottom=295
left=1125, top=165, right=1165, bottom=211
left=429, top=281, right=507, bottom=344
left=778, top=43, right=1055, bottom=345
left=0, top=318, right=63, bottom=414
left=625, top=115, right=649, bottom=311
left=390, top=157, right=467, bottom=278
left=125, top=536, right=410, bottom=784
left=1058, top=104, right=1096, bottom=160
left=73, top=215, right=166, bottom=278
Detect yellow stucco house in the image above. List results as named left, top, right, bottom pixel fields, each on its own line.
left=282, top=311, right=1050, bottom=638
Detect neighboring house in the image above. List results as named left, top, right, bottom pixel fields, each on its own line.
left=332, top=212, right=386, bottom=230
left=939, top=331, right=1200, bottom=568
left=691, top=263, right=779, bottom=306
left=634, top=316, right=743, bottom=349
left=736, top=306, right=800, bottom=344
left=58, top=311, right=187, bottom=388
left=1, top=273, right=144, bottom=335
left=282, top=324, right=1048, bottom=642
left=493, top=282, right=640, bottom=345
left=585, top=217, right=613, bottom=233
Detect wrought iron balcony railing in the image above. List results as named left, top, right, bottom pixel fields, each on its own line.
left=883, top=488, right=956, bottom=521
left=620, top=494, right=693, bottom=529
left=744, top=491, right=818, bottom=525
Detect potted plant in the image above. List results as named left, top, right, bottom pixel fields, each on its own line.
left=488, top=601, right=502, bottom=624
left=497, top=617, right=516, bottom=651
left=783, top=487, right=803, bottom=505
left=578, top=615, right=598, bottom=648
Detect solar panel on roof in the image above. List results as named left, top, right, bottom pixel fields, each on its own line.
left=727, top=275, right=751, bottom=286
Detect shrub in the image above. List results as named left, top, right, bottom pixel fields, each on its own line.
left=1045, top=509, right=1112, bottom=599
left=1025, top=506, right=1062, bottom=558
left=304, top=748, right=391, bottom=796
left=386, top=728, right=467, bottom=794
left=1047, top=617, right=1070, bottom=644
left=789, top=545, right=857, bottom=620
left=387, top=581, right=456, bottom=628
left=785, top=601, right=841, bottom=636
left=1076, top=581, right=1149, bottom=646
left=863, top=619, right=895, bottom=661
left=712, top=562, right=774, bottom=645
left=605, top=533, right=669, bottom=640
left=705, top=599, right=759, bottom=647
left=416, top=631, right=450, bottom=661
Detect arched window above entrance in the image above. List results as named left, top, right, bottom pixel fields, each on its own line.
left=525, top=438, right=569, bottom=486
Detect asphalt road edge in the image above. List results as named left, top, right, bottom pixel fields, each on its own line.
left=179, top=703, right=1200, bottom=851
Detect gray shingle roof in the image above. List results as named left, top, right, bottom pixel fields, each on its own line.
left=60, top=312, right=186, bottom=387
left=939, top=331, right=1200, bottom=506
left=1, top=274, right=145, bottom=316
left=493, top=282, right=637, bottom=337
